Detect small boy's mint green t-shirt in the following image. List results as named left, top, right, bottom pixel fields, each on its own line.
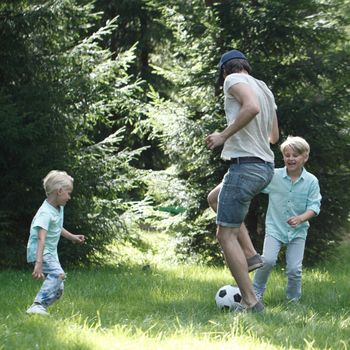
left=27, top=200, right=64, bottom=262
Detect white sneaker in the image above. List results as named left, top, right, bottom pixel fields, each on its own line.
left=26, top=303, right=49, bottom=316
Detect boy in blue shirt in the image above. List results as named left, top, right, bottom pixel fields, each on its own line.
left=26, top=170, right=85, bottom=315
left=253, top=136, right=321, bottom=302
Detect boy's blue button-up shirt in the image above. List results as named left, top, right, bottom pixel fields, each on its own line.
left=262, top=167, right=321, bottom=243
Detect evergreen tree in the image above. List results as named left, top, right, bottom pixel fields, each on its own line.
left=0, top=0, right=146, bottom=267
left=93, top=0, right=172, bottom=170
left=146, top=0, right=350, bottom=264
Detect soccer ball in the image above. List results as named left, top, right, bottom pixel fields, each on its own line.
left=215, top=285, right=242, bottom=310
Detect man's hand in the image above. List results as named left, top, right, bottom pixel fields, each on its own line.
left=205, top=132, right=226, bottom=150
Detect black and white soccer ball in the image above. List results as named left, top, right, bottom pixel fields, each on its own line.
left=215, top=285, right=242, bottom=310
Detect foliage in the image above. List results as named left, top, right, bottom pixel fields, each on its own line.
left=0, top=0, right=349, bottom=268
left=0, top=0, right=146, bottom=267
left=146, top=0, right=350, bottom=265
left=93, top=0, right=172, bottom=170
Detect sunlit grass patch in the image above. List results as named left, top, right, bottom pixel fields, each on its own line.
left=1, top=240, right=349, bottom=349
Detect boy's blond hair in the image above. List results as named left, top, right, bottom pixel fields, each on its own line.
left=280, top=136, right=310, bottom=156
left=43, top=170, right=74, bottom=196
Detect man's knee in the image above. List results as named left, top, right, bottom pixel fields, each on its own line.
left=207, top=193, right=213, bottom=207
left=59, top=273, right=66, bottom=280
left=207, top=192, right=216, bottom=210
left=216, top=226, right=239, bottom=243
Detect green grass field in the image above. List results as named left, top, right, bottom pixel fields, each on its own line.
left=0, top=231, right=349, bottom=350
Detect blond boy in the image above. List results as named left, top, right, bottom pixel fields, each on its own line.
left=26, top=170, right=85, bottom=315
left=253, top=136, right=321, bottom=302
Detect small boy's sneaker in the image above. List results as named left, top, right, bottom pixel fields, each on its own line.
left=247, top=254, right=264, bottom=272
left=26, top=303, right=49, bottom=316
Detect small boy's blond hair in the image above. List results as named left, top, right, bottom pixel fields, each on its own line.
left=43, top=170, right=74, bottom=196
left=280, top=136, right=310, bottom=156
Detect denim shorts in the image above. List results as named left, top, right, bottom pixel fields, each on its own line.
left=216, top=162, right=274, bottom=227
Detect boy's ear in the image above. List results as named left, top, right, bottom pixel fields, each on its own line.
left=303, top=154, right=309, bottom=163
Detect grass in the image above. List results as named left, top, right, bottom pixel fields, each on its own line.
left=0, top=231, right=349, bottom=350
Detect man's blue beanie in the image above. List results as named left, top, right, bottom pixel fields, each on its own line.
left=218, top=49, right=247, bottom=69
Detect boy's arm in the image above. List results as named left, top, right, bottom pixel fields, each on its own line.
left=287, top=209, right=316, bottom=228
left=32, top=228, right=47, bottom=279
left=288, top=179, right=321, bottom=228
left=306, top=179, right=322, bottom=216
left=61, top=227, right=85, bottom=244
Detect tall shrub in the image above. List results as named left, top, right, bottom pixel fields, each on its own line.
left=0, top=0, right=146, bottom=267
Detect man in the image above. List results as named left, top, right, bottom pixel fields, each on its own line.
left=206, top=49, right=279, bottom=312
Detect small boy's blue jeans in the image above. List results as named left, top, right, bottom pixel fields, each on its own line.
left=33, top=254, right=65, bottom=308
left=253, top=235, right=305, bottom=301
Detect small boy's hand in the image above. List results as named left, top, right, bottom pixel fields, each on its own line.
left=73, top=235, right=85, bottom=244
left=287, top=216, right=302, bottom=228
left=32, top=262, right=44, bottom=280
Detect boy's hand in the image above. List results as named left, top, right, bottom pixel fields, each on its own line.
left=287, top=216, right=302, bottom=228
left=32, top=262, right=44, bottom=279
left=72, top=234, right=85, bottom=244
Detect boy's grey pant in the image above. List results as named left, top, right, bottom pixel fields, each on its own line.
left=253, top=235, right=305, bottom=301
left=33, top=254, right=65, bottom=307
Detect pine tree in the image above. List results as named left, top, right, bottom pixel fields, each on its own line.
left=146, top=0, right=350, bottom=264
left=0, top=0, right=146, bottom=266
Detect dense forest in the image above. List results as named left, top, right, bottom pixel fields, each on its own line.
left=0, top=0, right=349, bottom=267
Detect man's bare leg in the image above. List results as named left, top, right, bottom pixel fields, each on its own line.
left=216, top=225, right=258, bottom=307
left=238, top=223, right=257, bottom=259
left=208, top=185, right=257, bottom=258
